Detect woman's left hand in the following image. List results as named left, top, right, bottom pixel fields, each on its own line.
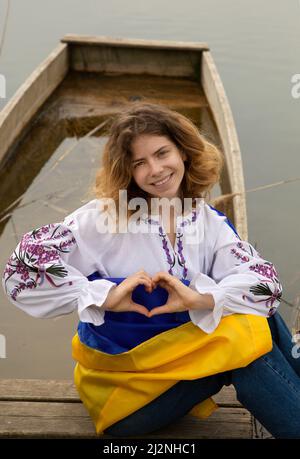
left=148, top=271, right=215, bottom=318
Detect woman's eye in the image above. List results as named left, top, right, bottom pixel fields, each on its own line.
left=134, top=162, right=143, bottom=168
left=133, top=151, right=167, bottom=168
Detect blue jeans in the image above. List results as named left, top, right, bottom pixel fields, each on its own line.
left=104, top=312, right=300, bottom=439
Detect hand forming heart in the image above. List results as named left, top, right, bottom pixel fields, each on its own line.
left=102, top=270, right=214, bottom=317
left=148, top=271, right=214, bottom=318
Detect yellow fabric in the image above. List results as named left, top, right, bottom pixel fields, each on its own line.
left=72, top=314, right=272, bottom=435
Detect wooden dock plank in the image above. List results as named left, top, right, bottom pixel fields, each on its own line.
left=0, top=379, right=241, bottom=406
left=0, top=401, right=251, bottom=439
left=0, top=379, right=79, bottom=402
left=0, top=379, right=254, bottom=439
left=149, top=408, right=252, bottom=439
left=0, top=401, right=95, bottom=439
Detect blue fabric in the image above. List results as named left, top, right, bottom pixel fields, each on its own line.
left=104, top=311, right=300, bottom=439
left=78, top=273, right=191, bottom=354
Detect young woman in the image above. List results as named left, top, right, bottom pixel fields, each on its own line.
left=2, top=102, right=300, bottom=439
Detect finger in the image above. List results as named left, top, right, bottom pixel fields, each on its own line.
left=152, top=273, right=175, bottom=291
left=138, top=275, right=154, bottom=292
left=152, top=272, right=164, bottom=288
left=134, top=273, right=154, bottom=292
left=137, top=277, right=154, bottom=293
left=148, top=303, right=188, bottom=316
left=152, top=271, right=175, bottom=286
left=136, top=269, right=152, bottom=281
left=127, top=276, right=152, bottom=293
left=148, top=305, right=174, bottom=317
left=129, top=271, right=152, bottom=285
left=156, top=273, right=186, bottom=295
left=130, top=302, right=150, bottom=317
left=156, top=280, right=171, bottom=292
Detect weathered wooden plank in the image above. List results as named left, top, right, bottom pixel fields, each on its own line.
left=0, top=380, right=251, bottom=438
left=61, top=35, right=210, bottom=51
left=60, top=36, right=209, bottom=77
left=0, top=400, right=88, bottom=417
left=145, top=408, right=252, bottom=439
left=0, top=401, right=251, bottom=439
left=201, top=50, right=248, bottom=241
left=54, top=73, right=208, bottom=121
left=0, top=43, right=68, bottom=167
left=0, top=379, right=79, bottom=402
left=68, top=45, right=203, bottom=77
left=213, top=385, right=241, bottom=406
left=0, top=401, right=95, bottom=438
left=0, top=379, right=241, bottom=407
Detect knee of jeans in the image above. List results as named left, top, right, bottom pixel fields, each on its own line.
left=230, top=353, right=270, bottom=403
left=230, top=359, right=265, bottom=403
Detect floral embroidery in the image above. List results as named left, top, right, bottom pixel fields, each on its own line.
left=142, top=209, right=199, bottom=279
left=176, top=210, right=197, bottom=278
left=178, top=210, right=198, bottom=228
left=176, top=233, right=188, bottom=279
left=231, top=248, right=250, bottom=263
left=241, top=259, right=282, bottom=316
left=158, top=226, right=176, bottom=275
left=231, top=241, right=262, bottom=264
left=3, top=224, right=76, bottom=301
left=237, top=241, right=254, bottom=255
left=249, top=262, right=279, bottom=280
left=242, top=278, right=282, bottom=317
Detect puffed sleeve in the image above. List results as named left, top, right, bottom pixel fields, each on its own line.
left=188, top=216, right=283, bottom=334
left=2, top=211, right=117, bottom=325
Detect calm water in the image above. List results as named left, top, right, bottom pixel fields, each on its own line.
left=0, top=0, right=299, bottom=378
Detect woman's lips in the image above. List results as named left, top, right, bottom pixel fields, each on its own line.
left=152, top=173, right=173, bottom=187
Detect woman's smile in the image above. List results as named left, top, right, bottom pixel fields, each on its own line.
left=151, top=173, right=174, bottom=187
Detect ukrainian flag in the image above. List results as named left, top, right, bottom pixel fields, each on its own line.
left=72, top=273, right=272, bottom=435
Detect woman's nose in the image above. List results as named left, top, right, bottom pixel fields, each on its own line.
left=148, top=160, right=164, bottom=177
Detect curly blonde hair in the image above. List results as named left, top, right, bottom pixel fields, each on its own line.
left=90, top=102, right=224, bottom=217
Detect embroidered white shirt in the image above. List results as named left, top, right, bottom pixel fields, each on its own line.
left=2, top=199, right=282, bottom=333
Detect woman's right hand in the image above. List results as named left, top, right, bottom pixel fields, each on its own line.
left=101, top=270, right=154, bottom=317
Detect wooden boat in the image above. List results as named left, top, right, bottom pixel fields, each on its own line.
left=0, top=34, right=247, bottom=240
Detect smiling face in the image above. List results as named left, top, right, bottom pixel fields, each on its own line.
left=130, top=134, right=187, bottom=200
